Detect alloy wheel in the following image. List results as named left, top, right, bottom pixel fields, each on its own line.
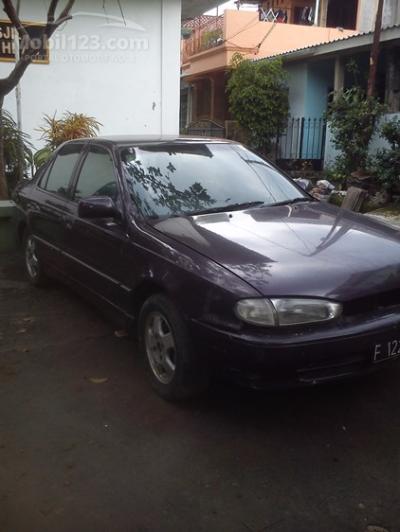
left=144, top=311, right=177, bottom=384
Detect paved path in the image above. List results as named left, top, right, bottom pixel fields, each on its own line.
left=0, top=253, right=399, bottom=532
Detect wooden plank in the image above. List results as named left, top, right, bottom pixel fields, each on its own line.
left=342, top=187, right=368, bottom=212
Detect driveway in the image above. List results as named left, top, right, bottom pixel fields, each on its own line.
left=0, top=252, right=399, bottom=532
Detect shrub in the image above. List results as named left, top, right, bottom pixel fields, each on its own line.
left=372, top=118, right=400, bottom=192
left=37, top=111, right=102, bottom=150
left=227, top=54, right=289, bottom=154
left=33, top=111, right=102, bottom=170
left=326, top=88, right=386, bottom=176
left=381, top=118, right=400, bottom=150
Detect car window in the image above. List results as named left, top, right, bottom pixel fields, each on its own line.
left=73, top=145, right=119, bottom=202
left=43, top=144, right=82, bottom=197
left=121, top=143, right=306, bottom=218
left=36, top=162, right=51, bottom=187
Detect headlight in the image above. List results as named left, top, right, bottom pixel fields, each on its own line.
left=235, top=298, right=342, bottom=327
left=235, top=299, right=276, bottom=326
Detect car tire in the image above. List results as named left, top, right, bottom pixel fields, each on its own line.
left=139, top=294, right=209, bottom=401
left=23, top=232, right=47, bottom=287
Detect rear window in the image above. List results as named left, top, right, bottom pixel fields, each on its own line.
left=36, top=163, right=51, bottom=188
left=43, top=144, right=82, bottom=197
left=73, top=145, right=118, bottom=201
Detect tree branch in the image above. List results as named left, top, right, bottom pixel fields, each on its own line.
left=0, top=0, right=76, bottom=97
left=47, top=0, right=59, bottom=22
left=46, top=14, right=73, bottom=38
left=3, top=0, right=28, bottom=40
left=44, top=0, right=75, bottom=39
left=45, top=0, right=60, bottom=34
left=55, top=0, right=75, bottom=26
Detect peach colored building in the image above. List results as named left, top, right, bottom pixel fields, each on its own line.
left=227, top=0, right=399, bottom=33
left=181, top=8, right=357, bottom=128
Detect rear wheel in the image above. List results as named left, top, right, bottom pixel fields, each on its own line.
left=24, top=233, right=47, bottom=286
left=139, top=294, right=209, bottom=401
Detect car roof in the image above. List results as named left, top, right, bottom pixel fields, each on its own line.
left=66, top=135, right=236, bottom=147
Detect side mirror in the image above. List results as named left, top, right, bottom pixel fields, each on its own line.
left=78, top=196, right=118, bottom=219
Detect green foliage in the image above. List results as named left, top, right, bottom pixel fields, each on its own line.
left=37, top=111, right=102, bottom=150
left=1, top=110, right=33, bottom=190
left=326, top=88, right=386, bottom=175
left=201, top=29, right=223, bottom=49
left=227, top=54, right=289, bottom=153
left=322, top=165, right=345, bottom=188
left=380, top=118, right=400, bottom=150
left=329, top=191, right=345, bottom=207
left=372, top=118, right=400, bottom=192
left=345, top=59, right=365, bottom=88
left=33, top=147, right=53, bottom=169
left=181, top=27, right=192, bottom=40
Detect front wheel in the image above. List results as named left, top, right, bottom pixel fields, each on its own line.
left=24, top=233, right=47, bottom=287
left=139, top=294, right=209, bottom=401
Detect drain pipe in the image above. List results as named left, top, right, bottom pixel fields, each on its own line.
left=314, top=0, right=321, bottom=25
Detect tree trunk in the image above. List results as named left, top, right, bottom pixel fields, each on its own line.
left=367, top=0, right=385, bottom=98
left=0, top=97, right=8, bottom=200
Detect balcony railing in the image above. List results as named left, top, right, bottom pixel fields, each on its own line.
left=182, top=15, right=224, bottom=63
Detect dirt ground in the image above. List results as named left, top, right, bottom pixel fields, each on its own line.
left=1, top=252, right=399, bottom=532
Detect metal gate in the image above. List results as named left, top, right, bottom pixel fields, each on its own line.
left=276, top=117, right=327, bottom=166
left=184, top=119, right=225, bottom=138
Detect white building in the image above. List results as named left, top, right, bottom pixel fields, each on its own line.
left=0, top=0, right=218, bottom=148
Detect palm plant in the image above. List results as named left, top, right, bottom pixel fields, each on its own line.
left=34, top=111, right=102, bottom=168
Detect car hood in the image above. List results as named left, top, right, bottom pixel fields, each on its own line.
left=150, top=202, right=400, bottom=301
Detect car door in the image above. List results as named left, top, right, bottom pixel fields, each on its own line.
left=63, top=143, right=131, bottom=311
left=29, top=143, right=84, bottom=271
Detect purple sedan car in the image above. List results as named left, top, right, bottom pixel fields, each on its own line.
left=13, top=137, right=400, bottom=400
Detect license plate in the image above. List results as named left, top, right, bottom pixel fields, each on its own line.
left=374, top=339, right=400, bottom=363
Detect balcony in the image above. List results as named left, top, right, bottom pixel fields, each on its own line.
left=181, top=14, right=224, bottom=65
left=237, top=0, right=359, bottom=30
left=181, top=9, right=357, bottom=78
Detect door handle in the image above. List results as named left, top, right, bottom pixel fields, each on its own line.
left=39, top=204, right=54, bottom=216
left=62, top=216, right=73, bottom=230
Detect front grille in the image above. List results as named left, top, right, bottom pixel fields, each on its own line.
left=297, top=359, right=368, bottom=384
left=343, top=288, right=400, bottom=316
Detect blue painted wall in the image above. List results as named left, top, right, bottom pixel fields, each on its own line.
left=304, top=60, right=334, bottom=119
left=284, top=59, right=334, bottom=159
left=286, top=59, right=334, bottom=120
left=286, top=62, right=308, bottom=118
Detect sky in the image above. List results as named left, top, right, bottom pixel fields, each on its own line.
left=205, top=1, right=258, bottom=16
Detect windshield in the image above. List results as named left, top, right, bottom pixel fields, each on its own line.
left=120, top=143, right=307, bottom=219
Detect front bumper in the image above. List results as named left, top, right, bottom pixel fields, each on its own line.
left=190, top=309, right=400, bottom=388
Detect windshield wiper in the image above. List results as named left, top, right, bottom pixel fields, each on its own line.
left=270, top=197, right=312, bottom=207
left=149, top=197, right=311, bottom=220
left=188, top=201, right=266, bottom=216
